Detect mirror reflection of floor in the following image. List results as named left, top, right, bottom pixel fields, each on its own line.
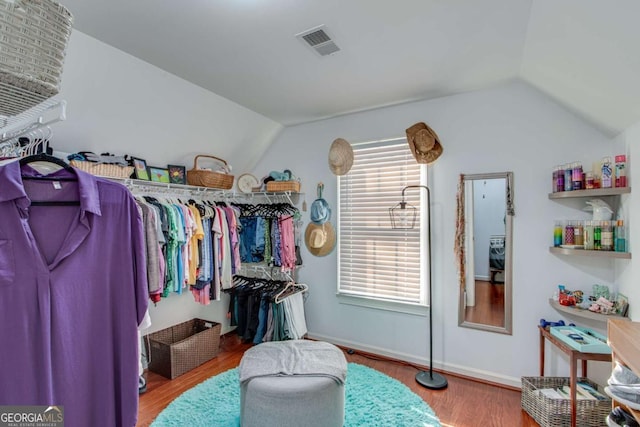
left=465, top=280, right=505, bottom=327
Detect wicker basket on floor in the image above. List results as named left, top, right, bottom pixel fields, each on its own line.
left=521, top=376, right=610, bottom=427
left=186, top=155, right=234, bottom=189
left=0, top=0, right=74, bottom=116
left=146, top=319, right=221, bottom=379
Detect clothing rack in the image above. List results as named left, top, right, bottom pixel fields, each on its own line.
left=109, top=177, right=302, bottom=205
left=237, top=262, right=301, bottom=282
left=226, top=274, right=308, bottom=343
left=0, top=99, right=67, bottom=155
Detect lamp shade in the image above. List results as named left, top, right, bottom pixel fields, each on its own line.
left=389, top=201, right=418, bottom=229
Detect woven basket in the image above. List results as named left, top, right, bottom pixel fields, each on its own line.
left=266, top=180, right=301, bottom=193
left=521, top=376, right=610, bottom=427
left=0, top=0, right=73, bottom=116
left=186, top=155, right=234, bottom=189
left=146, top=319, right=221, bottom=379
left=70, top=160, right=134, bottom=179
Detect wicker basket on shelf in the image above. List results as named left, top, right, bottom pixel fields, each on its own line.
left=0, top=0, right=74, bottom=116
left=186, top=155, right=234, bottom=189
left=70, top=160, right=134, bottom=179
left=266, top=180, right=301, bottom=193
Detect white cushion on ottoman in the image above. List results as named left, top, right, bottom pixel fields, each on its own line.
left=239, top=340, right=347, bottom=427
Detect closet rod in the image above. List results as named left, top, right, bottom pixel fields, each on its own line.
left=0, top=99, right=67, bottom=145
left=237, top=262, right=301, bottom=281
left=108, top=177, right=303, bottom=204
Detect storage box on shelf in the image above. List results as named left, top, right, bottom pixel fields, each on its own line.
left=266, top=180, right=301, bottom=193
left=0, top=0, right=74, bottom=116
left=186, top=155, right=234, bottom=189
left=70, top=160, right=134, bottom=178
left=521, top=376, right=610, bottom=427
left=146, top=318, right=221, bottom=379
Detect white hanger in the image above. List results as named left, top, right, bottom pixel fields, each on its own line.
left=274, top=282, right=308, bottom=304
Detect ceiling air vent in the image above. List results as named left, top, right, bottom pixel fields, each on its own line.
left=296, top=25, right=340, bottom=57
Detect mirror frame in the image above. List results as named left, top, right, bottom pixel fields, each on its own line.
left=457, top=172, right=514, bottom=335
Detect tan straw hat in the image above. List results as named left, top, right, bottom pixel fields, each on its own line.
left=305, top=222, right=336, bottom=257
left=405, top=122, right=443, bottom=164
left=328, top=138, right=354, bottom=175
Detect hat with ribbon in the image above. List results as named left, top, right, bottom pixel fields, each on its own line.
left=328, top=138, right=354, bottom=176
left=305, top=222, right=336, bottom=257
left=310, top=182, right=331, bottom=225
left=405, top=122, right=443, bottom=164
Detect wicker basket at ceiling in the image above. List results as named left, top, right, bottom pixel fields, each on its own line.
left=0, top=0, right=73, bottom=117
left=186, top=155, right=234, bottom=189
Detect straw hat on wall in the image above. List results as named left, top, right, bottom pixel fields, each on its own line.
left=405, top=122, right=443, bottom=164
left=328, top=138, right=354, bottom=175
left=305, top=222, right=336, bottom=257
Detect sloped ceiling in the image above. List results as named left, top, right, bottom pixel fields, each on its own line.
left=58, top=0, right=640, bottom=135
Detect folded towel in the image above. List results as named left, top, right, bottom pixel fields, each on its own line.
left=239, top=340, right=347, bottom=385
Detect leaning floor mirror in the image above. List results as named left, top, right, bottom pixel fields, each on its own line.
left=456, top=172, right=514, bottom=335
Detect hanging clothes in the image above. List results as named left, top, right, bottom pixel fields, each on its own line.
left=0, top=161, right=148, bottom=427
left=234, top=202, right=301, bottom=270
left=225, top=276, right=307, bottom=344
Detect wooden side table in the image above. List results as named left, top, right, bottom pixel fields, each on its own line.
left=538, top=325, right=612, bottom=427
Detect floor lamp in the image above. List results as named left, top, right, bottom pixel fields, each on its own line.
left=389, top=185, right=448, bottom=390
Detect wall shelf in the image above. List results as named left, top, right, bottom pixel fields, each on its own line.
left=548, top=187, right=631, bottom=199
left=106, top=177, right=303, bottom=204
left=549, top=298, right=629, bottom=323
left=549, top=247, right=632, bottom=259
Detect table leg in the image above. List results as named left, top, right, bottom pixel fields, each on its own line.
left=570, top=355, right=578, bottom=427
left=539, top=328, right=545, bottom=376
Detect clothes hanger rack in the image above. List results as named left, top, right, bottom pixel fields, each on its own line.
left=274, top=282, right=308, bottom=304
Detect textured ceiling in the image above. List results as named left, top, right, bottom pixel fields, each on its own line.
left=58, top=0, right=640, bottom=135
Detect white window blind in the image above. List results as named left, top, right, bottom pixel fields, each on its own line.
left=338, top=139, right=427, bottom=306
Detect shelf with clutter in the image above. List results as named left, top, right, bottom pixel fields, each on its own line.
left=548, top=283, right=629, bottom=324
left=549, top=175, right=631, bottom=258
left=60, top=151, right=305, bottom=204
left=548, top=247, right=631, bottom=259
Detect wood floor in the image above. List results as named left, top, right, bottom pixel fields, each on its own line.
left=137, top=334, right=538, bottom=427
left=464, top=279, right=505, bottom=328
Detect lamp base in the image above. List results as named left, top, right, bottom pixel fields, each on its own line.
left=415, top=370, right=448, bottom=390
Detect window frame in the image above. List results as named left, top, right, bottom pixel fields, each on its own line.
left=336, top=138, right=429, bottom=316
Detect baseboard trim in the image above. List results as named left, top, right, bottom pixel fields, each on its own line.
left=307, top=332, right=522, bottom=390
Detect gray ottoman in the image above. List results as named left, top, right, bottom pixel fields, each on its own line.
left=239, top=340, right=347, bottom=427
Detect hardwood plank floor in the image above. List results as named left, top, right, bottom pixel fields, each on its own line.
left=137, top=335, right=538, bottom=427
left=464, top=280, right=505, bottom=328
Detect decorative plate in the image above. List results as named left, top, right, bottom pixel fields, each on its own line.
left=237, top=173, right=259, bottom=193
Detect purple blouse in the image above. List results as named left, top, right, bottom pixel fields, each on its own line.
left=0, top=161, right=148, bottom=427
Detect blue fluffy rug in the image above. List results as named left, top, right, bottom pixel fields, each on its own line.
left=151, top=363, right=441, bottom=427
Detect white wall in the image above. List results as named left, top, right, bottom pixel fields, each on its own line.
left=51, top=31, right=284, bottom=334
left=55, top=31, right=283, bottom=172
left=616, top=120, right=639, bottom=318
left=253, top=80, right=619, bottom=387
